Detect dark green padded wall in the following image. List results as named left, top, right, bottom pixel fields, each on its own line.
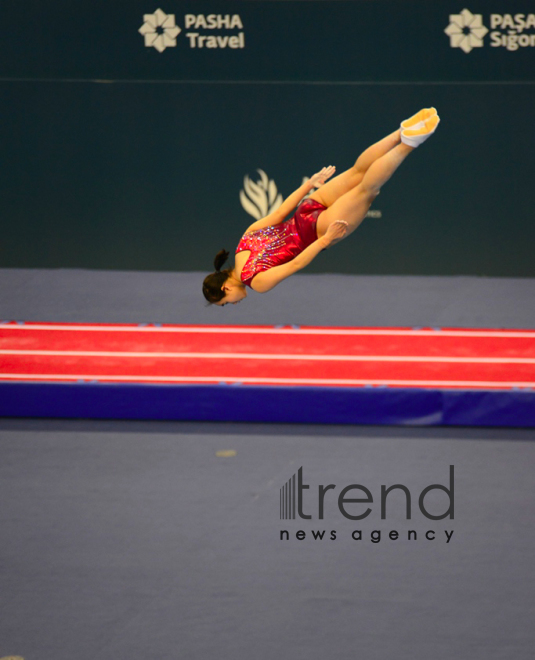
left=1, top=1, right=533, bottom=275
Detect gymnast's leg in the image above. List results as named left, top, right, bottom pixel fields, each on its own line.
left=315, top=142, right=414, bottom=240
left=309, top=130, right=401, bottom=208
left=315, top=111, right=440, bottom=240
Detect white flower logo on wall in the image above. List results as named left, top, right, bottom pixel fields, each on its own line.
left=139, top=9, right=181, bottom=52
left=444, top=8, right=488, bottom=53
left=240, top=170, right=283, bottom=219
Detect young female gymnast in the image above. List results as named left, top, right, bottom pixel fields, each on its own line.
left=202, top=108, right=440, bottom=305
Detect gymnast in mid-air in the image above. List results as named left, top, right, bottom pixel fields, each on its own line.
left=202, top=108, right=440, bottom=305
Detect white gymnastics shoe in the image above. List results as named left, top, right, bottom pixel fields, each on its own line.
left=401, top=114, right=440, bottom=147
left=400, top=107, right=437, bottom=132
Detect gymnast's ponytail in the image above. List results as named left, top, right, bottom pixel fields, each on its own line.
left=202, top=249, right=232, bottom=303
left=213, top=249, right=229, bottom=272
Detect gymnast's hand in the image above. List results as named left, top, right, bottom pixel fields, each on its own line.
left=322, top=220, right=348, bottom=247
left=309, top=165, right=336, bottom=188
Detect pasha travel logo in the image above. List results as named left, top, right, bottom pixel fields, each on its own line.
left=445, top=9, right=535, bottom=52
left=139, top=9, right=181, bottom=52
left=139, top=9, right=245, bottom=52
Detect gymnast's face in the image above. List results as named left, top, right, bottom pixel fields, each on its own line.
left=217, top=282, right=247, bottom=306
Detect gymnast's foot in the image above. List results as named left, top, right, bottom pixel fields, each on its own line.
left=400, top=107, right=437, bottom=131
left=401, top=114, right=440, bottom=147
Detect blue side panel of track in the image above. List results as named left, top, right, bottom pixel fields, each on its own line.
left=1, top=382, right=534, bottom=427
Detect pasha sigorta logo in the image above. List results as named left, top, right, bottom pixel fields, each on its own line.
left=280, top=466, right=455, bottom=544
left=444, top=8, right=488, bottom=53
left=445, top=9, right=535, bottom=52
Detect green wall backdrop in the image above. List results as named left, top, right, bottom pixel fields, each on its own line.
left=1, top=1, right=534, bottom=276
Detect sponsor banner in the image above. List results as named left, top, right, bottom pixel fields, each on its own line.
left=0, top=1, right=533, bottom=81
left=445, top=9, right=535, bottom=53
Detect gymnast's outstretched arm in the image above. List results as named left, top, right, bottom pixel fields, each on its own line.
left=245, top=166, right=336, bottom=233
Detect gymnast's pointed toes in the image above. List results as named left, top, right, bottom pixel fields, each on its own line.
left=400, top=107, right=438, bottom=132
left=401, top=114, right=440, bottom=147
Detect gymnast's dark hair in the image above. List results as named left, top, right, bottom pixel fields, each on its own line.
left=202, top=249, right=232, bottom=303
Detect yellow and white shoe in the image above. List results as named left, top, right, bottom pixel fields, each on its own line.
left=401, top=114, right=440, bottom=147
left=400, top=107, right=437, bottom=132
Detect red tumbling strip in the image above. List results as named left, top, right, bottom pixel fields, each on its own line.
left=0, top=323, right=534, bottom=389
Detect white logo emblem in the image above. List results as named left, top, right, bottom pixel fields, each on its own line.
left=139, top=9, right=181, bottom=52
left=444, top=8, right=488, bottom=53
left=240, top=170, right=283, bottom=219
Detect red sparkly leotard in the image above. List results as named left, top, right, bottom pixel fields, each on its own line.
left=235, top=198, right=327, bottom=288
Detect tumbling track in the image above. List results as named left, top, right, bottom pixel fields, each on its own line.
left=1, top=322, right=534, bottom=426
left=1, top=322, right=534, bottom=388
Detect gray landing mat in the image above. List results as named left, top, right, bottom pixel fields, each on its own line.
left=1, top=268, right=535, bottom=327
left=1, top=419, right=534, bottom=660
